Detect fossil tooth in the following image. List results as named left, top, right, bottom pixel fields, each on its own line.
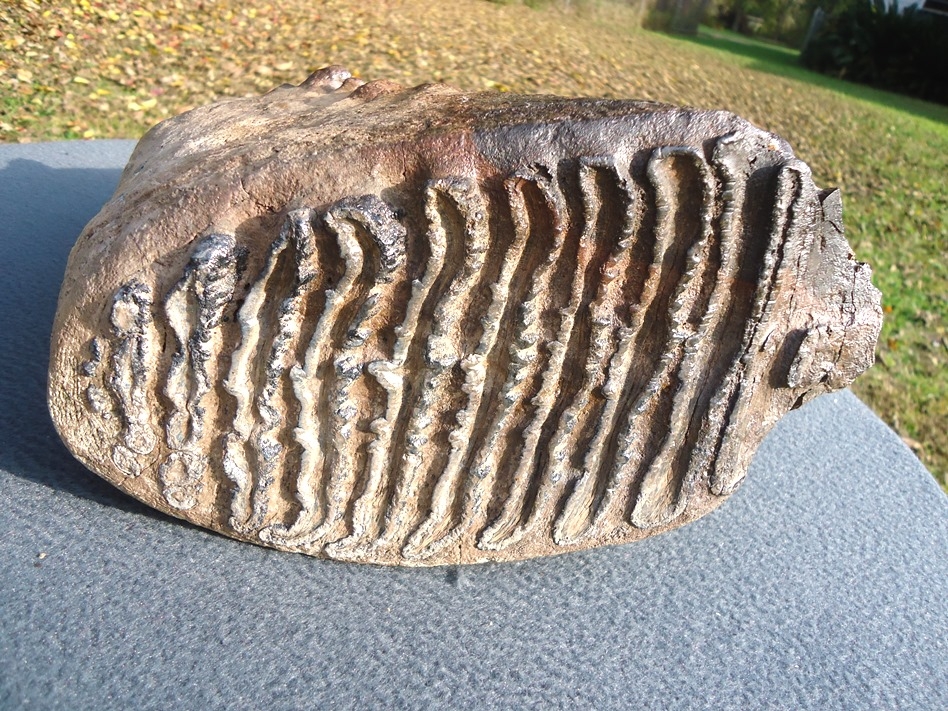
left=49, top=66, right=883, bottom=566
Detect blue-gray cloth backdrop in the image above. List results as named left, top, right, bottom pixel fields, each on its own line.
left=1, top=141, right=946, bottom=710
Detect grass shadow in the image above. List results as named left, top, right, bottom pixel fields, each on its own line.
left=0, top=149, right=168, bottom=519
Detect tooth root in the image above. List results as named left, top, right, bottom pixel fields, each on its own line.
left=479, top=159, right=616, bottom=551
left=629, top=149, right=720, bottom=530
left=243, top=210, right=320, bottom=534
left=263, top=200, right=373, bottom=546
left=710, top=161, right=818, bottom=497
left=159, top=234, right=237, bottom=510
left=373, top=178, right=495, bottom=555
left=553, top=149, right=693, bottom=545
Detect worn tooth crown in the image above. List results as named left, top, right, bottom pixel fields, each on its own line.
left=48, top=67, right=883, bottom=566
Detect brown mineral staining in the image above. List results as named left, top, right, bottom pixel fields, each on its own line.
left=48, top=66, right=883, bottom=566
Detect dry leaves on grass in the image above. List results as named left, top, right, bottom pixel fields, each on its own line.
left=0, top=0, right=882, bottom=161
left=0, top=1, right=897, bottom=184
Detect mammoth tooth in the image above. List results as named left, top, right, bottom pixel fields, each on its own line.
left=403, top=166, right=570, bottom=558
left=223, top=209, right=320, bottom=535
left=48, top=67, right=883, bottom=566
left=160, top=234, right=237, bottom=510
left=106, top=282, right=157, bottom=478
left=552, top=146, right=718, bottom=545
left=281, top=195, right=409, bottom=548
left=334, top=177, right=490, bottom=560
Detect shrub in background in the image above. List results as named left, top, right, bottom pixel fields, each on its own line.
left=712, top=0, right=814, bottom=46
left=643, top=0, right=715, bottom=33
left=801, top=0, right=948, bottom=104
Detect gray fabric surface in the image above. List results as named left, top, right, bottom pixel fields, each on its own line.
left=1, top=140, right=946, bottom=711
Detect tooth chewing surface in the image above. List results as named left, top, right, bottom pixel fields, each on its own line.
left=50, top=71, right=882, bottom=566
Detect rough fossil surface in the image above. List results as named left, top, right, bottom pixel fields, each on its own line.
left=49, top=67, right=883, bottom=566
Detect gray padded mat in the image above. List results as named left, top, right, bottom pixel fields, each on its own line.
left=1, top=141, right=946, bottom=710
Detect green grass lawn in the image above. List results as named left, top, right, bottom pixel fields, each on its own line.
left=690, top=25, right=948, bottom=126
left=2, top=1, right=945, bottom=487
